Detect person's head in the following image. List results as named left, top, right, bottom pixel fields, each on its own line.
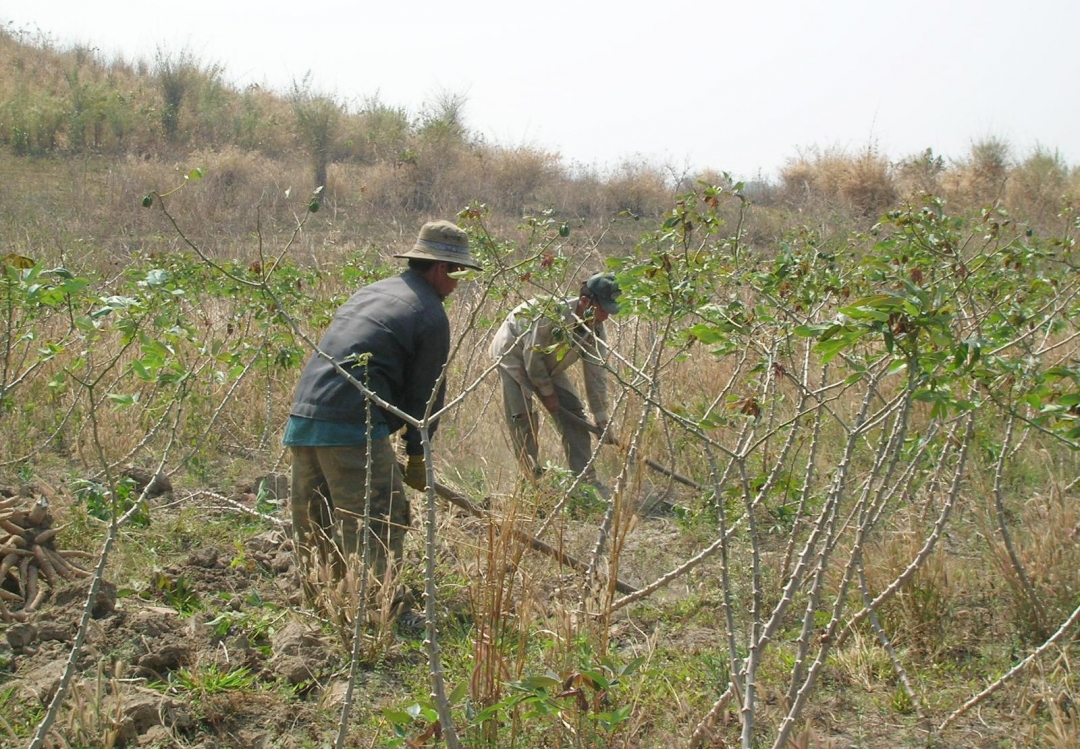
left=578, top=272, right=621, bottom=323
left=394, top=220, right=481, bottom=299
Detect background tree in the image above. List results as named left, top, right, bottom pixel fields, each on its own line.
left=290, top=73, right=342, bottom=192
left=154, top=47, right=199, bottom=143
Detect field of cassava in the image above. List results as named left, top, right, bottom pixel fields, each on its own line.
left=1, top=25, right=1079, bottom=749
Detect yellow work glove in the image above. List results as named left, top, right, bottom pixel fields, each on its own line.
left=403, top=455, right=428, bottom=491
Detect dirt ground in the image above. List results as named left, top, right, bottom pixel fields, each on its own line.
left=0, top=473, right=422, bottom=748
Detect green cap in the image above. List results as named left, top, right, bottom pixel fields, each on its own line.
left=584, top=273, right=621, bottom=314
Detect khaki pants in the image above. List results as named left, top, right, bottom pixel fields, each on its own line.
left=499, top=368, right=596, bottom=481
left=289, top=439, right=408, bottom=590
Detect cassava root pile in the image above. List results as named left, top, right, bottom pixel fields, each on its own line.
left=1, top=493, right=92, bottom=622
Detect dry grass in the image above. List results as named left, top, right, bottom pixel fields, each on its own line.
left=779, top=144, right=897, bottom=218
left=1006, top=147, right=1077, bottom=232
left=1016, top=656, right=1079, bottom=749
left=985, top=485, right=1080, bottom=642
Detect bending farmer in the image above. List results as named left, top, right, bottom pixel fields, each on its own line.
left=489, top=272, right=621, bottom=485
left=284, top=220, right=480, bottom=591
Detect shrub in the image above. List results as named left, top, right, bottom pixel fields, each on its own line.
left=601, top=158, right=672, bottom=218
left=947, top=136, right=1012, bottom=206
left=894, top=147, right=946, bottom=198
left=290, top=74, right=342, bottom=192
left=1007, top=146, right=1072, bottom=227
left=481, top=145, right=563, bottom=217
left=779, top=144, right=897, bottom=217
left=351, top=96, right=412, bottom=164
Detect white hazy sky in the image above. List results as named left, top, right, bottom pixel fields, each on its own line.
left=4, top=1, right=1078, bottom=180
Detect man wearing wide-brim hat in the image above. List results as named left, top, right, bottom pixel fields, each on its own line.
left=489, top=272, right=621, bottom=487
left=284, top=219, right=480, bottom=599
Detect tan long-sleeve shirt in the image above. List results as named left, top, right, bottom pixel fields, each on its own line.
left=489, top=296, right=611, bottom=424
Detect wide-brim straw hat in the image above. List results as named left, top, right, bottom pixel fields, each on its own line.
left=393, top=219, right=482, bottom=271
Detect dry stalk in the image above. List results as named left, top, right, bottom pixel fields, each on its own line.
left=937, top=600, right=1080, bottom=735
left=583, top=386, right=633, bottom=585
left=335, top=395, right=379, bottom=749
left=838, top=416, right=971, bottom=643
left=608, top=420, right=749, bottom=615
left=855, top=562, right=926, bottom=722
left=784, top=412, right=972, bottom=749
left=990, top=413, right=1049, bottom=636
left=688, top=686, right=734, bottom=749
left=779, top=360, right=826, bottom=582
left=832, top=416, right=944, bottom=651
left=185, top=489, right=285, bottom=526
left=418, top=432, right=462, bottom=749
left=738, top=338, right=803, bottom=746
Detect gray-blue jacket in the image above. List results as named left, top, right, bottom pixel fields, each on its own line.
left=288, top=269, right=449, bottom=456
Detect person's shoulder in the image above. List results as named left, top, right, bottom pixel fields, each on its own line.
left=363, top=271, right=425, bottom=303
left=518, top=295, right=568, bottom=317
left=393, top=269, right=436, bottom=297
left=350, top=272, right=403, bottom=298
left=371, top=271, right=410, bottom=292
left=393, top=271, right=447, bottom=324
left=341, top=275, right=424, bottom=323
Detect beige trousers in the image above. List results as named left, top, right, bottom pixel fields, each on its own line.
left=499, top=368, right=596, bottom=481
left=289, top=438, right=408, bottom=590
